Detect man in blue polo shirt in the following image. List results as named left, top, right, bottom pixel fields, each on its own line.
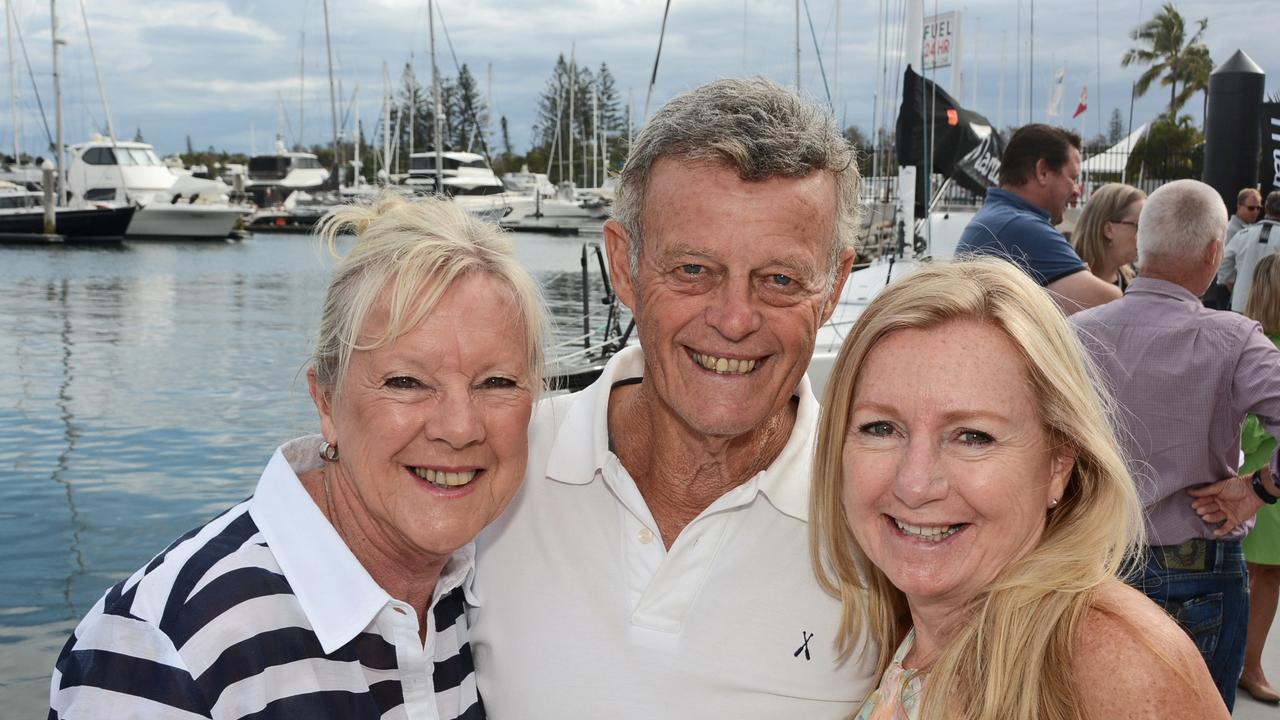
left=958, top=123, right=1121, bottom=314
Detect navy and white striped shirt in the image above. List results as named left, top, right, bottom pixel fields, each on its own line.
left=50, top=436, right=484, bottom=720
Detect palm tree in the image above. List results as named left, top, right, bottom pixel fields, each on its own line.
left=1122, top=3, right=1213, bottom=117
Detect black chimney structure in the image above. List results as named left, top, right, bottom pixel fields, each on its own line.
left=1203, top=50, right=1265, bottom=212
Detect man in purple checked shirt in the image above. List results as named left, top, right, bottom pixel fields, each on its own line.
left=1071, top=179, right=1280, bottom=712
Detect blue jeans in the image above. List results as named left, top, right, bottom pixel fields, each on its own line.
left=1130, top=540, right=1248, bottom=712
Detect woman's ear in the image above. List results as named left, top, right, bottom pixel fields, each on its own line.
left=308, top=367, right=337, bottom=443
left=1048, top=448, right=1075, bottom=507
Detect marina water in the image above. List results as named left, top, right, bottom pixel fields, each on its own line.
left=0, top=230, right=621, bottom=715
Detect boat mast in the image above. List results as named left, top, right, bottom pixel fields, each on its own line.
left=591, top=83, right=598, bottom=188
left=352, top=87, right=361, bottom=184
left=49, top=0, right=62, bottom=206
left=428, top=0, right=442, bottom=194
left=794, top=0, right=800, bottom=91
left=568, top=45, right=575, bottom=188
left=298, top=30, right=304, bottom=148
left=834, top=0, right=840, bottom=125
left=408, top=54, right=415, bottom=159
left=78, top=0, right=114, bottom=142
left=7, top=0, right=19, bottom=164
left=381, top=61, right=390, bottom=181
left=322, top=0, right=340, bottom=186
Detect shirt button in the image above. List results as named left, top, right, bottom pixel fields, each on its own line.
left=637, top=527, right=655, bottom=545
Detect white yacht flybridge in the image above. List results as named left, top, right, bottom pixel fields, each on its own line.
left=65, top=137, right=246, bottom=240
left=403, top=150, right=509, bottom=223
left=244, top=140, right=333, bottom=207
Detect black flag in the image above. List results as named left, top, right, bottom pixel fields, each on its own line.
left=896, top=66, right=1003, bottom=199
left=1261, top=103, right=1280, bottom=198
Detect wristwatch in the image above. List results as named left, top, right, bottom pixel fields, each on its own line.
left=1253, top=471, right=1279, bottom=505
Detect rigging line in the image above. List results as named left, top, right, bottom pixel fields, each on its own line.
left=801, top=0, right=832, bottom=110
left=642, top=0, right=672, bottom=123
left=433, top=1, right=493, bottom=163
left=10, top=2, right=51, bottom=149
left=1094, top=0, right=1101, bottom=138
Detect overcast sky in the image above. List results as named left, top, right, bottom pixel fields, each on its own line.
left=4, top=0, right=1276, bottom=160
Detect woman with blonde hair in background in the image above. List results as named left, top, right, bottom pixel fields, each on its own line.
left=811, top=258, right=1226, bottom=719
left=1072, top=183, right=1146, bottom=290
left=1239, top=253, right=1280, bottom=703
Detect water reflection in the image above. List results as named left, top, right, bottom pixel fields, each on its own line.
left=51, top=279, right=86, bottom=615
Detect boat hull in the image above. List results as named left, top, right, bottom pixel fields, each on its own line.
left=0, top=205, right=134, bottom=242
left=126, top=204, right=246, bottom=240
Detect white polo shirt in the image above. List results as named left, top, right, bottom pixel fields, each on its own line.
left=469, top=347, right=876, bottom=719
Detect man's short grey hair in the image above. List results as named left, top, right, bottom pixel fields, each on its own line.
left=612, top=76, right=860, bottom=281
left=1266, top=189, right=1280, bottom=218
left=1137, top=179, right=1228, bottom=264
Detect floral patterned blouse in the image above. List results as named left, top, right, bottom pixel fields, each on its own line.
left=853, top=630, right=925, bottom=720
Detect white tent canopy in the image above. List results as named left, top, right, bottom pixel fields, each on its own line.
left=1081, top=123, right=1149, bottom=175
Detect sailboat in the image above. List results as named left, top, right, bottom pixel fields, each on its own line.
left=0, top=0, right=131, bottom=244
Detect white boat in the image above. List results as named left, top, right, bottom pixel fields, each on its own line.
left=245, top=141, right=334, bottom=207
left=403, top=150, right=509, bottom=223
left=807, top=205, right=973, bottom=396
left=65, top=138, right=246, bottom=240
left=500, top=182, right=610, bottom=234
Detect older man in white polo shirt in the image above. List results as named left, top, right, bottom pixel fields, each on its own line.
left=467, top=77, right=877, bottom=718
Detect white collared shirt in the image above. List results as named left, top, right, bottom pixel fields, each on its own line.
left=51, top=435, right=483, bottom=720
left=470, top=347, right=876, bottom=719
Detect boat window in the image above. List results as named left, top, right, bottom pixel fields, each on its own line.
left=127, top=148, right=155, bottom=166
left=451, top=185, right=504, bottom=196
left=82, top=147, right=115, bottom=166
left=463, top=159, right=487, bottom=168
left=84, top=187, right=117, bottom=201
left=0, top=193, right=39, bottom=209
left=410, top=155, right=463, bottom=171
left=116, top=149, right=137, bottom=166
left=146, top=149, right=163, bottom=166
left=296, top=156, right=320, bottom=169
left=248, top=156, right=290, bottom=180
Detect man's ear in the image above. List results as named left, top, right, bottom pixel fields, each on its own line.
left=821, top=247, right=858, bottom=323
left=604, top=219, right=638, bottom=311
left=1034, top=158, right=1051, bottom=186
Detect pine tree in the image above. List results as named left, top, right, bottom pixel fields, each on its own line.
left=594, top=63, right=625, bottom=174
left=531, top=54, right=574, bottom=183
left=450, top=64, right=489, bottom=154
left=1108, top=109, right=1126, bottom=144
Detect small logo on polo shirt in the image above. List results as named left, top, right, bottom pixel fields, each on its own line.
left=794, top=631, right=814, bottom=660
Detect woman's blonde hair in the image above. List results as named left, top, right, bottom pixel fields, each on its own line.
left=810, top=258, right=1144, bottom=720
left=1246, top=253, right=1280, bottom=335
left=1072, top=183, right=1146, bottom=283
left=311, top=190, right=548, bottom=397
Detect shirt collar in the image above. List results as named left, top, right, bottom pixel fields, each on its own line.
left=249, top=435, right=476, bottom=653
left=986, top=187, right=1051, bottom=221
left=1123, top=276, right=1202, bottom=304
left=543, top=345, right=818, bottom=521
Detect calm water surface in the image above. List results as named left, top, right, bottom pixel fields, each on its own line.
left=0, top=230, right=621, bottom=715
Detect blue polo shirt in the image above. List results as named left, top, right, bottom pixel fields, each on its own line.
left=956, top=187, right=1087, bottom=286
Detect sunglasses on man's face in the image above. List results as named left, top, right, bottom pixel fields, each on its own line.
left=1246, top=205, right=1263, bottom=211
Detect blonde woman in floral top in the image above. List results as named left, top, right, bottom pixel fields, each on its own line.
left=811, top=260, right=1226, bottom=719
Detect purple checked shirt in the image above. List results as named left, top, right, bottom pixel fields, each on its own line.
left=1071, top=277, right=1280, bottom=545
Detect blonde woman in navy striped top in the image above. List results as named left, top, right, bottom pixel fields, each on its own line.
left=50, top=191, right=547, bottom=719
